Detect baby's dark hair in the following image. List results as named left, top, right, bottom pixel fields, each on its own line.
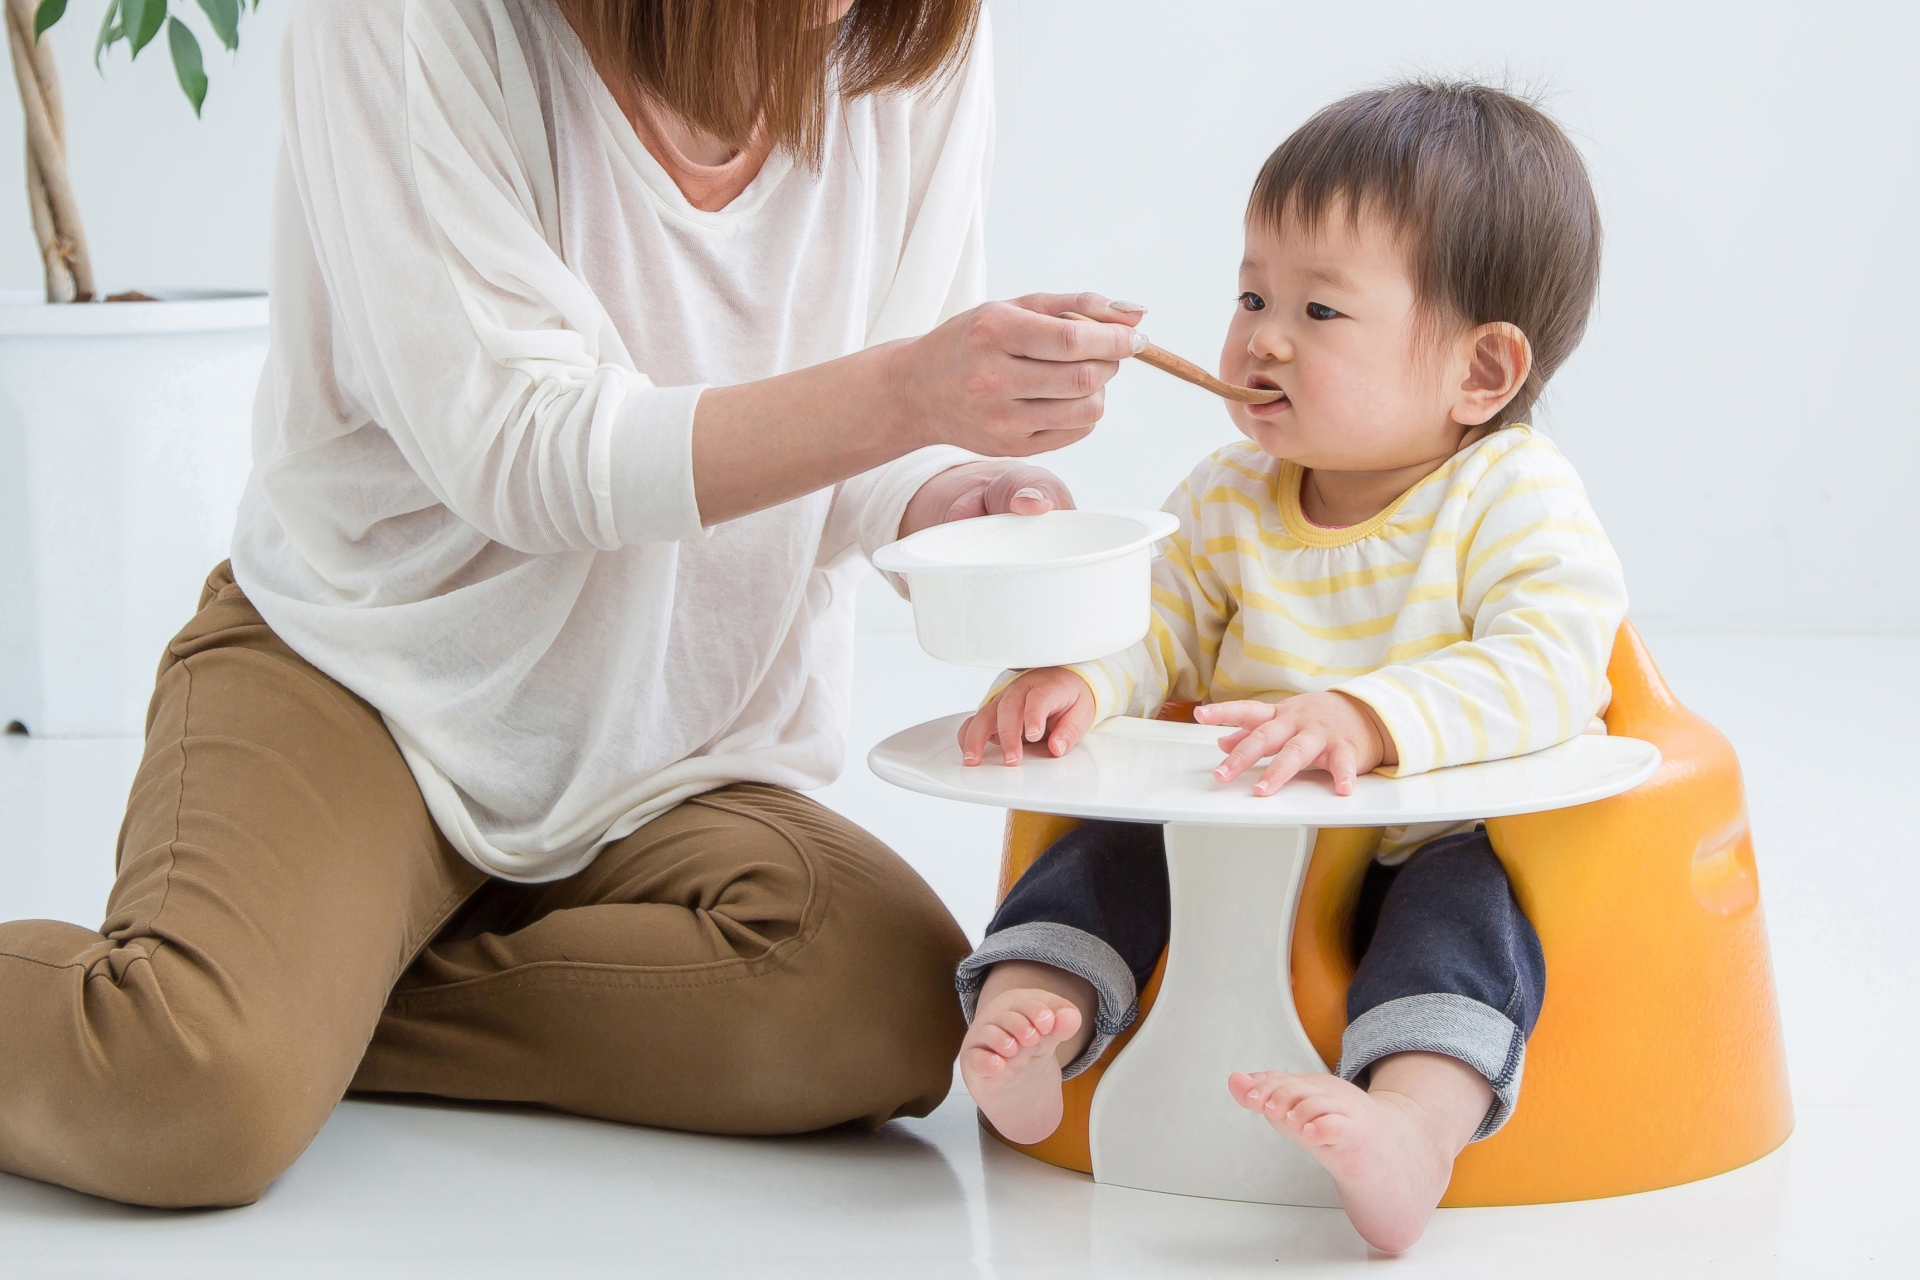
left=1250, top=80, right=1601, bottom=428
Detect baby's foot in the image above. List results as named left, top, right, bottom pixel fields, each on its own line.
left=1228, top=1070, right=1454, bottom=1253
left=960, top=989, right=1085, bottom=1144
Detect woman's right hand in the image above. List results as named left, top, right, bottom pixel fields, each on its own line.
left=890, top=294, right=1145, bottom=457
left=959, top=667, right=1098, bottom=767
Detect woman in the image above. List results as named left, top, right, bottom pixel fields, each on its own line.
left=0, top=0, right=1141, bottom=1207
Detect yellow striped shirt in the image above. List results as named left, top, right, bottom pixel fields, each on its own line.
left=1070, top=426, right=1627, bottom=826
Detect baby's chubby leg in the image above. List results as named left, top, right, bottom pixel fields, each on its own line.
left=960, top=961, right=1095, bottom=1144
left=955, top=819, right=1167, bottom=1144
left=1229, top=1052, right=1490, bottom=1252
left=1242, top=830, right=1542, bottom=1250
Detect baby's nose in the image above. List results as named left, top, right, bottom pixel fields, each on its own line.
left=1250, top=325, right=1293, bottom=360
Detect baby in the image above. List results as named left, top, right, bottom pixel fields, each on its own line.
left=954, top=81, right=1626, bottom=1253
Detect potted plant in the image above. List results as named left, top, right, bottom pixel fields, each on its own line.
left=1, top=0, right=270, bottom=737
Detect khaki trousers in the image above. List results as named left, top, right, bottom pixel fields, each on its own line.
left=0, top=564, right=968, bottom=1207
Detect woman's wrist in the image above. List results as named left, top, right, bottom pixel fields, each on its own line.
left=874, top=336, right=941, bottom=452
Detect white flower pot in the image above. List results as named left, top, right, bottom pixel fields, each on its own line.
left=0, top=290, right=268, bottom=737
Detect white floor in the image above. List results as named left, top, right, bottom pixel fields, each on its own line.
left=2, top=601, right=1915, bottom=1278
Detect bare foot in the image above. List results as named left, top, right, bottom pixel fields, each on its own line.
left=961, top=988, right=1086, bottom=1144
left=1229, top=1066, right=1478, bottom=1252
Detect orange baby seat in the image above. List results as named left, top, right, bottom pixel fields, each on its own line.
left=987, top=622, right=1792, bottom=1205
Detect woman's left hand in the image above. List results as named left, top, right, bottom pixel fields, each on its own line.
left=898, top=461, right=1074, bottom=537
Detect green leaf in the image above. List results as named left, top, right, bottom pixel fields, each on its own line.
left=93, top=0, right=121, bottom=70
left=167, top=17, right=206, bottom=115
left=32, top=0, right=67, bottom=42
left=123, top=0, right=165, bottom=59
left=196, top=0, right=238, bottom=50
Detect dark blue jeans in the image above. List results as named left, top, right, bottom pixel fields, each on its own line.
left=955, top=823, right=1545, bottom=1139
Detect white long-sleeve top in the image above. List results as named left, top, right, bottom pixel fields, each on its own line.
left=231, top=0, right=991, bottom=881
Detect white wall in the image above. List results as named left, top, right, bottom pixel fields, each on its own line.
left=4, top=1, right=1914, bottom=633
left=0, top=4, right=286, bottom=295
left=986, top=0, right=1920, bottom=634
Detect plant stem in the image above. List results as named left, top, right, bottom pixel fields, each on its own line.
left=6, top=0, right=92, bottom=302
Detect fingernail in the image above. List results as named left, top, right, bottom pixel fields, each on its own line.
left=1129, top=329, right=1149, bottom=355
left=1110, top=300, right=1147, bottom=313
left=1012, top=486, right=1045, bottom=502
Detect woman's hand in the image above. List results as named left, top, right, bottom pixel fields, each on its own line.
left=898, top=461, right=1074, bottom=539
left=888, top=293, right=1145, bottom=457
left=1195, top=693, right=1398, bottom=797
left=958, top=668, right=1097, bottom=767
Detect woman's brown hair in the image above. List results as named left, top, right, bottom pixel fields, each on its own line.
left=559, top=0, right=981, bottom=167
left=1250, top=81, right=1602, bottom=428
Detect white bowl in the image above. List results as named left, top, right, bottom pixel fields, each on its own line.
left=871, top=508, right=1180, bottom=668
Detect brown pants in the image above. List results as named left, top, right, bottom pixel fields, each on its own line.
left=0, top=565, right=969, bottom=1208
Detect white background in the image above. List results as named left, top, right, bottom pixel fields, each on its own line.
left=2, top=0, right=1914, bottom=632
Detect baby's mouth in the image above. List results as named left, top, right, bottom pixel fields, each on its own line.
left=1247, top=374, right=1290, bottom=409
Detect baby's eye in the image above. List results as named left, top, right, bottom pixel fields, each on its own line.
left=1305, top=301, right=1340, bottom=321
left=1238, top=292, right=1266, bottom=313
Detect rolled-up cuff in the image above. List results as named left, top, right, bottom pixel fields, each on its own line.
left=610, top=381, right=709, bottom=545
left=1336, top=993, right=1526, bottom=1141
left=955, top=921, right=1137, bottom=1080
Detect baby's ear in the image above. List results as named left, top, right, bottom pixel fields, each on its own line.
left=1453, top=322, right=1533, bottom=426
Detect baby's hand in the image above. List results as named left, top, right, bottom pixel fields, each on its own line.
left=1195, top=692, right=1395, bottom=797
left=959, top=669, right=1096, bottom=767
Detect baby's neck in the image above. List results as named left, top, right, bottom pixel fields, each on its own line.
left=1297, top=428, right=1493, bottom=528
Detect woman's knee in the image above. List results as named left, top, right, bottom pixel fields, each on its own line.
left=76, top=1033, right=332, bottom=1208
left=722, top=938, right=962, bottom=1128
left=826, top=887, right=970, bottom=1117
left=734, top=803, right=968, bottom=1123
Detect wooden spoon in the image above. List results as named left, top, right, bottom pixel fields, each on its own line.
left=1061, top=311, right=1281, bottom=404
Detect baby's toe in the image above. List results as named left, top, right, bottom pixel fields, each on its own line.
left=1280, top=1085, right=1362, bottom=1141
left=1299, top=1112, right=1349, bottom=1145
left=1258, top=1078, right=1318, bottom=1115
left=995, top=1010, right=1042, bottom=1046
left=1046, top=1000, right=1084, bottom=1040
left=1283, top=1088, right=1344, bottom=1123
left=1228, top=1071, right=1277, bottom=1110
left=965, top=1022, right=1022, bottom=1058
left=1003, top=996, right=1062, bottom=1038
left=962, top=1045, right=1008, bottom=1076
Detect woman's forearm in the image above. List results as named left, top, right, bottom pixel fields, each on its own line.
left=688, top=294, right=1144, bottom=527
left=691, top=341, right=918, bottom=526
